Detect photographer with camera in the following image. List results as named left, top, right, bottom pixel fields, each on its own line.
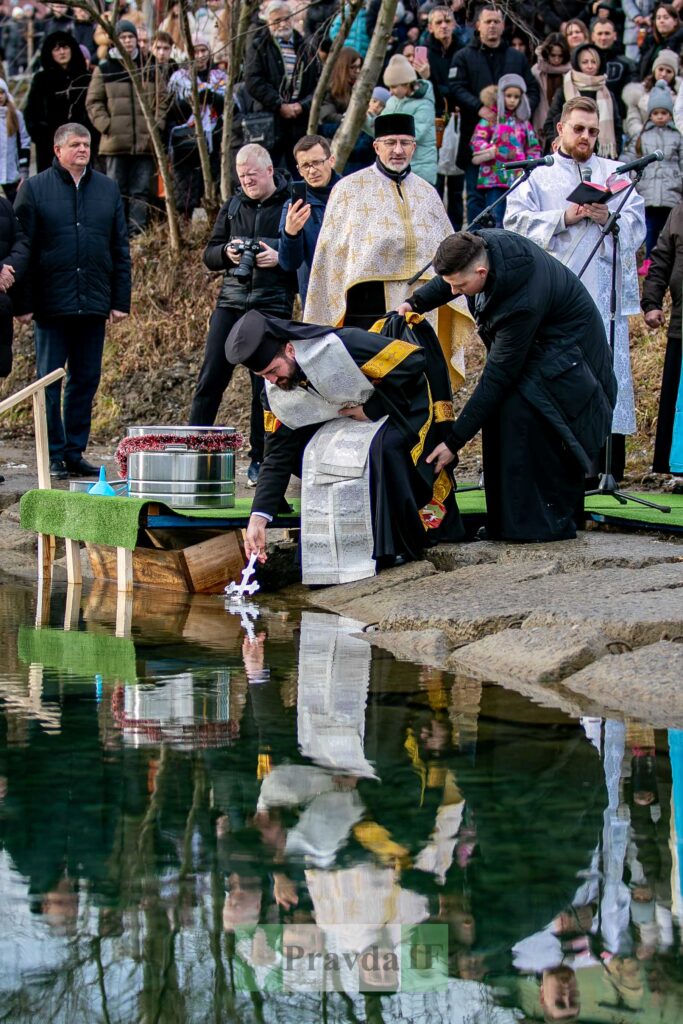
left=189, top=143, right=296, bottom=486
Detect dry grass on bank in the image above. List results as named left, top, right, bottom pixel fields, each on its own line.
left=0, top=225, right=672, bottom=482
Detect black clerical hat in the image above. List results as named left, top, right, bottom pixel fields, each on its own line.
left=225, top=310, right=329, bottom=371
left=374, top=113, right=416, bottom=138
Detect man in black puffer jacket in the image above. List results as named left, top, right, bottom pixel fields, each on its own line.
left=401, top=229, right=616, bottom=543
left=189, top=143, right=296, bottom=487
left=450, top=4, right=539, bottom=223
left=15, top=122, right=130, bottom=480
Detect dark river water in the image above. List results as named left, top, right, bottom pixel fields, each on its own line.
left=0, top=578, right=681, bottom=1023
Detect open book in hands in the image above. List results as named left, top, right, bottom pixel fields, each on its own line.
left=566, top=176, right=630, bottom=206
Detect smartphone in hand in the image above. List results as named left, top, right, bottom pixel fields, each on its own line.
left=414, top=45, right=428, bottom=65
left=291, top=181, right=307, bottom=204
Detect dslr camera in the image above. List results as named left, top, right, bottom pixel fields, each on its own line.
left=229, top=239, right=262, bottom=282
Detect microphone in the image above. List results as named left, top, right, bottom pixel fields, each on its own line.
left=502, top=155, right=554, bottom=171
left=581, top=166, right=592, bottom=182
left=615, top=150, right=664, bottom=174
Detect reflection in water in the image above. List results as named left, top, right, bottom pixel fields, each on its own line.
left=0, top=581, right=681, bottom=1022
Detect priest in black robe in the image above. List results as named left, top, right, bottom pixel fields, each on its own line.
left=224, top=310, right=464, bottom=579
left=403, top=229, right=617, bottom=542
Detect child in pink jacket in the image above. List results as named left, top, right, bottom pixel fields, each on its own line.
left=471, top=73, right=541, bottom=225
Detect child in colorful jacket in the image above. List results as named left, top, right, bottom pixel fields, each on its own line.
left=470, top=73, right=541, bottom=225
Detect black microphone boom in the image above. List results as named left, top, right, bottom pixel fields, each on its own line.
left=615, top=150, right=664, bottom=174
left=502, top=155, right=555, bottom=171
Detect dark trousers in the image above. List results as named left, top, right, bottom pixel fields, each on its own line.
left=645, top=206, right=671, bottom=258
left=464, top=162, right=487, bottom=225
left=189, top=305, right=265, bottom=463
left=34, top=315, right=106, bottom=463
left=653, top=331, right=681, bottom=472
left=436, top=173, right=464, bottom=231
left=106, top=155, right=155, bottom=236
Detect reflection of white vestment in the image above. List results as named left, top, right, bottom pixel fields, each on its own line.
left=266, top=334, right=387, bottom=585
left=505, top=154, right=646, bottom=435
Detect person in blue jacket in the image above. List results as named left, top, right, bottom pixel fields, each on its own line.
left=278, top=135, right=340, bottom=305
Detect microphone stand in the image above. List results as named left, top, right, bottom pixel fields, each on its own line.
left=577, top=173, right=671, bottom=514
left=405, top=162, right=544, bottom=287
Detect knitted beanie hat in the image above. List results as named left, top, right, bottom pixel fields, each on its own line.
left=383, top=54, right=417, bottom=86
left=647, top=79, right=674, bottom=115
left=372, top=86, right=391, bottom=103
left=115, top=19, right=138, bottom=38
left=652, top=48, right=679, bottom=77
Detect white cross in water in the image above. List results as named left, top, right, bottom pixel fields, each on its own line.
left=224, top=552, right=260, bottom=600
left=225, top=600, right=260, bottom=642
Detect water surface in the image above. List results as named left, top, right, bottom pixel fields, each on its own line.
left=0, top=579, right=681, bottom=1023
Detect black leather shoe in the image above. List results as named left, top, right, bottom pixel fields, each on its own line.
left=66, top=457, right=100, bottom=477
left=50, top=460, right=68, bottom=480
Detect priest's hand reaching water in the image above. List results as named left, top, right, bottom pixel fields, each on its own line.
left=426, top=442, right=458, bottom=474
left=245, top=514, right=269, bottom=563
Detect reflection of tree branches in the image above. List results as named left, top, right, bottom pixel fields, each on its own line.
left=151, top=754, right=206, bottom=1024
left=91, top=935, right=113, bottom=1024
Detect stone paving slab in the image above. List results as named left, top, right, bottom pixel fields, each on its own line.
left=426, top=532, right=683, bottom=573
left=379, top=562, right=683, bottom=647
left=307, top=561, right=439, bottom=623
left=446, top=623, right=612, bottom=684
left=561, top=641, right=683, bottom=729
left=356, top=628, right=451, bottom=669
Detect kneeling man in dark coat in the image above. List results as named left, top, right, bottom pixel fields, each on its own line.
left=403, top=229, right=617, bottom=542
left=225, top=310, right=464, bottom=584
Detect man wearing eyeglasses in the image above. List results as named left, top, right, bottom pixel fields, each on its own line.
left=278, top=135, right=340, bottom=305
left=304, top=112, right=475, bottom=389
left=505, top=96, right=645, bottom=481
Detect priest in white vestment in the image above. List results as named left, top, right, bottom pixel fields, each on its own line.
left=304, top=112, right=476, bottom=390
left=504, top=95, right=645, bottom=478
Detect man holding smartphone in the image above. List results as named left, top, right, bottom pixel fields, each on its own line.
left=278, top=135, right=340, bottom=305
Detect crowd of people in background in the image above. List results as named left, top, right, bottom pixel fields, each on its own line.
left=0, top=0, right=682, bottom=486
left=0, top=0, right=680, bottom=237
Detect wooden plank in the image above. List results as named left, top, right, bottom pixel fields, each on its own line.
left=181, top=530, right=245, bottom=594
left=65, top=538, right=82, bottom=585
left=0, top=367, right=65, bottom=415
left=32, top=388, right=51, bottom=491
left=86, top=542, right=190, bottom=592
left=37, top=533, right=53, bottom=581
left=117, top=546, right=133, bottom=593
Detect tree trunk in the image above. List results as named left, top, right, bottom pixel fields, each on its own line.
left=178, top=0, right=219, bottom=221
left=306, top=0, right=363, bottom=135
left=220, top=0, right=258, bottom=201
left=331, top=0, right=398, bottom=173
left=65, top=0, right=182, bottom=253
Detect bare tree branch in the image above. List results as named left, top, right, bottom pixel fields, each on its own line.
left=306, top=0, right=363, bottom=135
left=331, top=0, right=398, bottom=172
left=178, top=0, right=219, bottom=220
left=61, top=0, right=182, bottom=252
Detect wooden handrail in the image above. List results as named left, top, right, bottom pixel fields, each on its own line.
left=0, top=367, right=67, bottom=580
left=0, top=368, right=66, bottom=416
